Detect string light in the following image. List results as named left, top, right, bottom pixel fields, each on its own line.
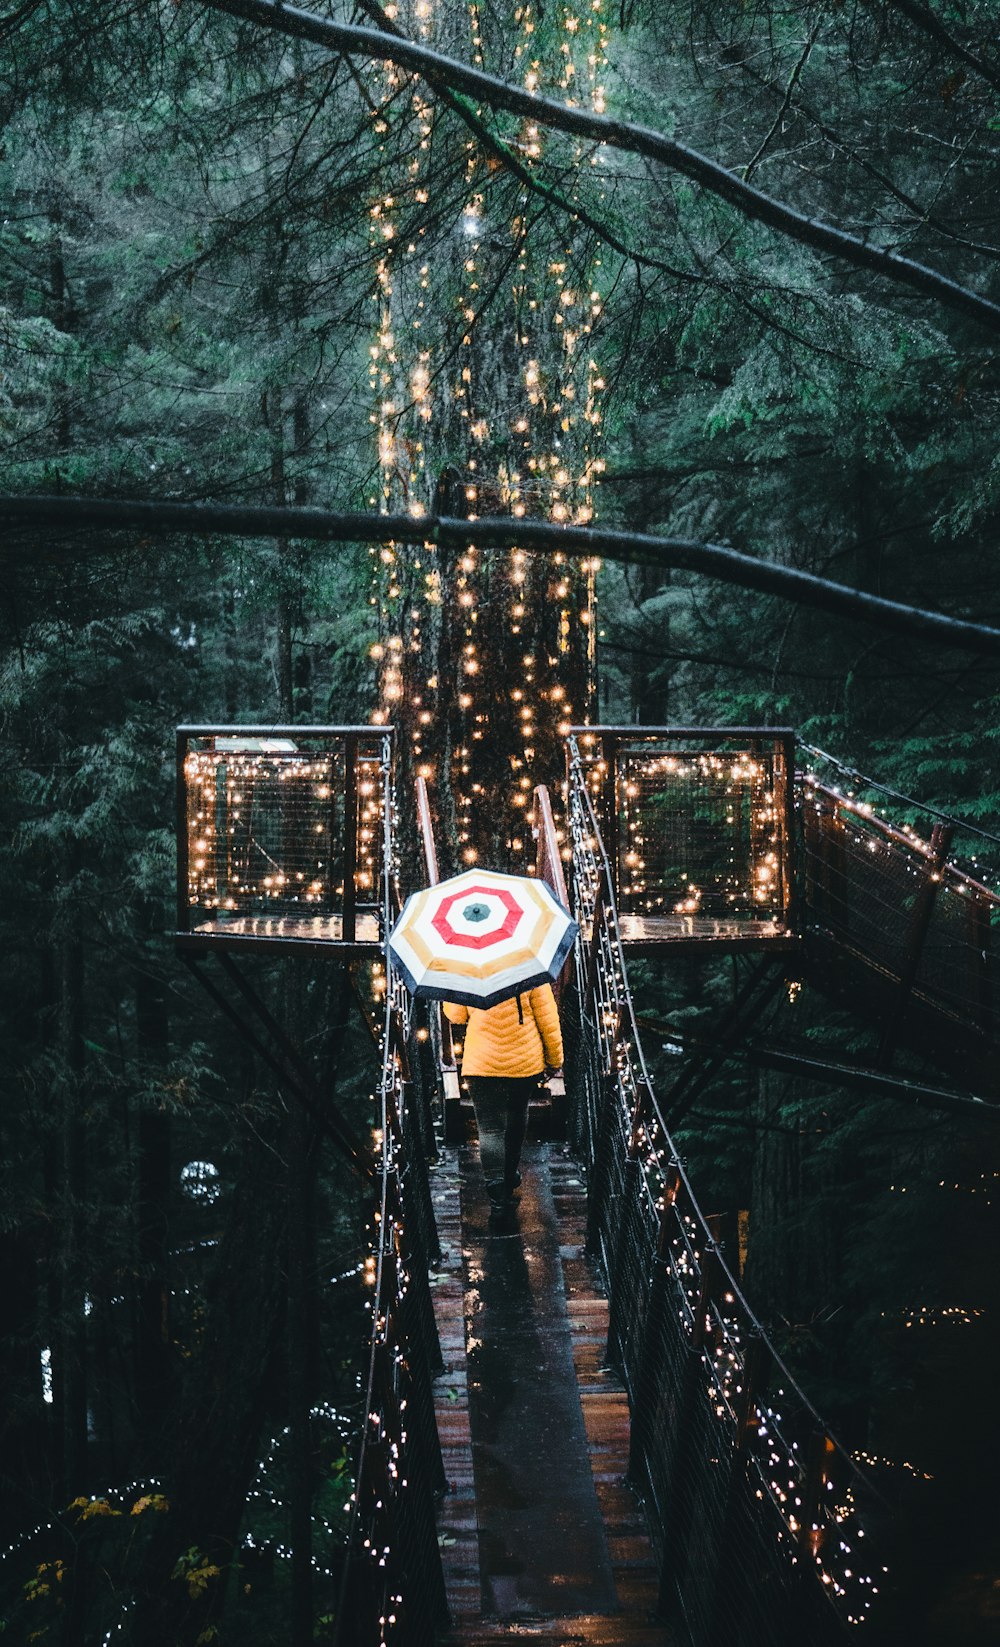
left=365, top=0, right=609, bottom=864
left=183, top=736, right=386, bottom=938
left=564, top=738, right=886, bottom=1629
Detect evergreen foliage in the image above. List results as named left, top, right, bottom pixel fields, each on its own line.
left=3, top=0, right=1000, bottom=1638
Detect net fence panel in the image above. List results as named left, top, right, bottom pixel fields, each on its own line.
left=586, top=1060, right=629, bottom=1277
left=618, top=746, right=786, bottom=923
left=179, top=728, right=390, bottom=944
left=607, top=1162, right=657, bottom=1400
left=564, top=740, right=895, bottom=1645
left=634, top=1268, right=694, bottom=1542
left=185, top=740, right=346, bottom=919
left=668, top=1379, right=737, bottom=1645
left=336, top=975, right=448, bottom=1647
left=566, top=731, right=794, bottom=938
left=801, top=781, right=1000, bottom=1046
left=915, top=874, right=997, bottom=1031
left=720, top=1455, right=847, bottom=1647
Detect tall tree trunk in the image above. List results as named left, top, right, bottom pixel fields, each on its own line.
left=286, top=1079, right=315, bottom=1647
left=744, top=1065, right=801, bottom=1321
left=0, top=946, right=51, bottom=1543
left=271, top=388, right=295, bottom=720
left=57, top=918, right=88, bottom=1501
left=630, top=561, right=667, bottom=723
left=134, top=900, right=173, bottom=1459
left=127, top=1116, right=288, bottom=1646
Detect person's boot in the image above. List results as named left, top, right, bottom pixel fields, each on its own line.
left=487, top=1169, right=521, bottom=1204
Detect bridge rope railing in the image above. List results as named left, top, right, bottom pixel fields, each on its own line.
left=565, top=736, right=893, bottom=1646
left=333, top=754, right=448, bottom=1647
left=798, top=759, right=1000, bottom=1053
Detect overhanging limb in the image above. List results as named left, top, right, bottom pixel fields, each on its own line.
left=746, top=1042, right=1000, bottom=1119
left=5, top=495, right=1000, bottom=657
left=639, top=1011, right=1000, bottom=1118
left=198, top=0, right=1000, bottom=334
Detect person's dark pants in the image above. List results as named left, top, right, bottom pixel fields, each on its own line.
left=465, top=1074, right=538, bottom=1194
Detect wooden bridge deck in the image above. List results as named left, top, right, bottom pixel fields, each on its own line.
left=429, top=1141, right=676, bottom=1645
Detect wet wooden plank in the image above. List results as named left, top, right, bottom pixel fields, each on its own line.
left=430, top=1143, right=678, bottom=1644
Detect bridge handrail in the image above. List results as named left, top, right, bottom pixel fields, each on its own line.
left=533, top=782, right=570, bottom=912
left=568, top=739, right=860, bottom=1438
left=803, top=775, right=1000, bottom=905
left=333, top=752, right=447, bottom=1647
left=415, top=775, right=454, bottom=1067
left=801, top=740, right=1000, bottom=864
left=566, top=736, right=891, bottom=1638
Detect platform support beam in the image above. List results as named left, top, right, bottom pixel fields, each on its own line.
left=182, top=952, right=373, bottom=1179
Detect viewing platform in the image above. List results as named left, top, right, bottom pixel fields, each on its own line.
left=175, top=724, right=391, bottom=955
left=568, top=726, right=800, bottom=953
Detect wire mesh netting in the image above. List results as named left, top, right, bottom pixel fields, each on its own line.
left=180, top=728, right=388, bottom=938
left=800, top=777, right=1000, bottom=1046
left=566, top=741, right=892, bottom=1644
left=574, top=730, right=795, bottom=934
left=619, top=746, right=787, bottom=920
left=606, top=1160, right=656, bottom=1400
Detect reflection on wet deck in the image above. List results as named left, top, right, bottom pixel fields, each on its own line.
left=429, top=1144, right=676, bottom=1644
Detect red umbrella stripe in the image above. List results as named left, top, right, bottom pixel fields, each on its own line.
left=430, top=886, right=523, bottom=949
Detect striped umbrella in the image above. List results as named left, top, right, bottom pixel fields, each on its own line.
left=388, top=869, right=577, bottom=1009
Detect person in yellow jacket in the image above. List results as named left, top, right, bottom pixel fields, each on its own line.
left=444, top=984, right=563, bottom=1206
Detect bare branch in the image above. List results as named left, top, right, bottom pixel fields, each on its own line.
left=867, top=0, right=1000, bottom=95
left=195, top=0, right=1000, bottom=333
left=354, top=0, right=701, bottom=288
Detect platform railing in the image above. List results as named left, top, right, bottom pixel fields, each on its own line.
left=333, top=757, right=448, bottom=1647
left=176, top=725, right=391, bottom=952
left=799, top=773, right=1000, bottom=1055
left=565, top=740, right=892, bottom=1645
left=569, top=725, right=797, bottom=939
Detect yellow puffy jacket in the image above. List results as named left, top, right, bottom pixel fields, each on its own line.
left=443, top=984, right=563, bottom=1079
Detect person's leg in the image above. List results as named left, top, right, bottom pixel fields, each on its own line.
left=502, top=1075, right=537, bottom=1193
left=466, top=1076, right=506, bottom=1188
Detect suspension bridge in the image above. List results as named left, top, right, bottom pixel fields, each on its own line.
left=174, top=719, right=1000, bottom=1646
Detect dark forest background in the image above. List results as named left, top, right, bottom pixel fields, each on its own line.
left=3, top=0, right=1000, bottom=1641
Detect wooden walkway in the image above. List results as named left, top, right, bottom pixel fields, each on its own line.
left=429, top=1142, right=676, bottom=1645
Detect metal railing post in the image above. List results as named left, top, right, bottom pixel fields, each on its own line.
left=175, top=730, right=190, bottom=934
left=342, top=731, right=358, bottom=944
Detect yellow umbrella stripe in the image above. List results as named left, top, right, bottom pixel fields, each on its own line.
left=423, top=940, right=554, bottom=979
left=396, top=912, right=554, bottom=977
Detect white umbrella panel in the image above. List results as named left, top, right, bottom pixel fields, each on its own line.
left=388, top=868, right=578, bottom=1009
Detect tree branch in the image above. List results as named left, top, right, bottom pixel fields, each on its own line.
left=194, top=0, right=1000, bottom=333
left=868, top=0, right=1000, bottom=95
left=354, top=0, right=700, bottom=288
left=4, top=493, right=1000, bottom=655
left=742, top=18, right=820, bottom=182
